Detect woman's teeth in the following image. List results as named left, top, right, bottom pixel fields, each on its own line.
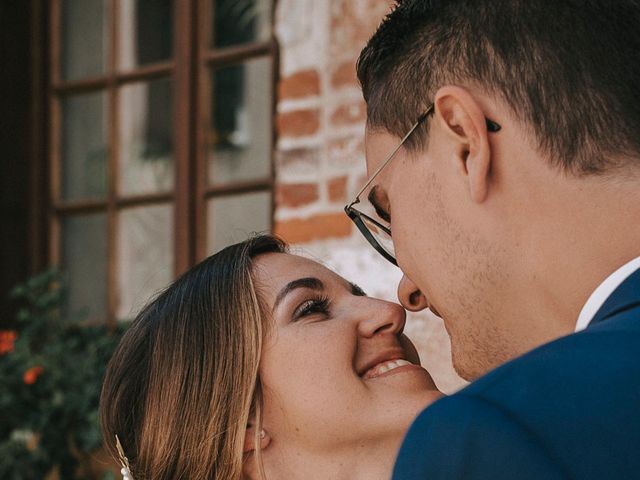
left=363, top=359, right=413, bottom=379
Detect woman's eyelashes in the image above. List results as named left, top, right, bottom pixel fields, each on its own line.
left=350, top=282, right=367, bottom=297
left=292, top=295, right=331, bottom=321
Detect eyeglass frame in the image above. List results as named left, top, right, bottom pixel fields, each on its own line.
left=344, top=103, right=502, bottom=266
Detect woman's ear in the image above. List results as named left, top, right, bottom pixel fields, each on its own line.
left=243, top=423, right=271, bottom=453
left=243, top=424, right=271, bottom=479
left=434, top=85, right=493, bottom=203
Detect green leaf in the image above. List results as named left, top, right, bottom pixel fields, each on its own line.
left=1, top=268, right=126, bottom=478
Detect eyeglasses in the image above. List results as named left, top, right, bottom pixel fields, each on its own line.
left=344, top=103, right=501, bottom=265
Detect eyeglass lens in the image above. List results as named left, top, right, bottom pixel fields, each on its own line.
left=360, top=215, right=395, bottom=259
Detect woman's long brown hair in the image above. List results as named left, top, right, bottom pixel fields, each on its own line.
left=100, top=234, right=286, bottom=479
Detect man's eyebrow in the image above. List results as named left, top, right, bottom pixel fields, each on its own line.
left=273, top=277, right=324, bottom=313
left=367, top=186, right=391, bottom=222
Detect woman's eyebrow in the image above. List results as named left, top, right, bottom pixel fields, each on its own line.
left=273, top=277, right=324, bottom=313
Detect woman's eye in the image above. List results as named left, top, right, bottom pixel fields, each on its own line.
left=293, top=297, right=331, bottom=321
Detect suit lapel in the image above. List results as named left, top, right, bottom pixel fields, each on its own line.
left=589, top=268, right=640, bottom=327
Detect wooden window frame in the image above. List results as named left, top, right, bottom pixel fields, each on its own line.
left=33, top=0, right=278, bottom=326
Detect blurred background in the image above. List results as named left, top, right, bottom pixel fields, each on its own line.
left=1, top=0, right=464, bottom=477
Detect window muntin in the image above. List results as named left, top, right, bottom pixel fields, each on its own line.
left=47, top=0, right=275, bottom=324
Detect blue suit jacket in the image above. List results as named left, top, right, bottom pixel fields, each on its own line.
left=393, top=268, right=640, bottom=480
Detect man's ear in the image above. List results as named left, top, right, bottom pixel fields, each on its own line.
left=434, top=85, right=493, bottom=203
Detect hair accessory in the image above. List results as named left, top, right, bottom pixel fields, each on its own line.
left=115, top=435, right=134, bottom=480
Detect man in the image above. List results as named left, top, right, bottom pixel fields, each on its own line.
left=345, top=0, right=640, bottom=478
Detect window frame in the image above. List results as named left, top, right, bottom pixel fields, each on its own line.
left=35, top=0, right=278, bottom=326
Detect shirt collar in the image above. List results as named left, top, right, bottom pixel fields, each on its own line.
left=575, top=256, right=640, bottom=332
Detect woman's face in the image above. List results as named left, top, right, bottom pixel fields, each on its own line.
left=253, top=252, right=441, bottom=455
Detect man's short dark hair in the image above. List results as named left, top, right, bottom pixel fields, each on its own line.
left=357, top=0, right=640, bottom=174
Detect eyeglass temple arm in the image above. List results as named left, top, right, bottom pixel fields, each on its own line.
left=351, top=109, right=433, bottom=204
left=350, top=106, right=500, bottom=205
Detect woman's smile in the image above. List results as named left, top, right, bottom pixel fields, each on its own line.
left=362, top=359, right=425, bottom=380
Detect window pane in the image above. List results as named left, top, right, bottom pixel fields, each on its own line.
left=61, top=0, right=107, bottom=81
left=207, top=191, right=272, bottom=253
left=212, top=0, right=272, bottom=49
left=119, top=0, right=174, bottom=70
left=61, top=213, right=108, bottom=321
left=207, top=57, right=273, bottom=186
left=117, top=204, right=174, bottom=320
left=61, top=92, right=108, bottom=200
left=119, top=78, right=174, bottom=195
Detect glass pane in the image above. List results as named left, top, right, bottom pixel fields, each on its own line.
left=61, top=0, right=107, bottom=81
left=117, top=204, right=174, bottom=320
left=61, top=92, right=108, bottom=200
left=207, top=57, right=273, bottom=186
left=119, top=78, right=174, bottom=195
left=207, top=191, right=272, bottom=253
left=61, top=213, right=108, bottom=321
left=212, top=0, right=272, bottom=49
left=119, top=0, right=174, bottom=70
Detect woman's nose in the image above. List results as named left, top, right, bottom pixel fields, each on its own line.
left=397, top=274, right=429, bottom=312
left=357, top=300, right=406, bottom=338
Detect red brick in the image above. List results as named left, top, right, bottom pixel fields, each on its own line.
left=327, top=136, right=365, bottom=167
left=328, top=136, right=364, bottom=155
left=278, top=69, right=321, bottom=100
left=330, top=102, right=366, bottom=127
left=277, top=183, right=320, bottom=208
left=328, top=176, right=348, bottom=203
left=276, top=147, right=321, bottom=171
left=277, top=109, right=320, bottom=137
left=331, top=61, right=358, bottom=89
left=274, top=212, right=353, bottom=243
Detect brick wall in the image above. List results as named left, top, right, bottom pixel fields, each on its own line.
left=273, top=0, right=466, bottom=393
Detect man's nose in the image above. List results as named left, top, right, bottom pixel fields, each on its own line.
left=357, top=300, right=406, bottom=338
left=397, top=274, right=429, bottom=312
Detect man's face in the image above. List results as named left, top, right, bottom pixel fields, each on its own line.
left=364, top=125, right=514, bottom=380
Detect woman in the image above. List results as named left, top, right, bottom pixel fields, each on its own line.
left=100, top=234, right=442, bottom=479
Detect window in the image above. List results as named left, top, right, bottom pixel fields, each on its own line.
left=45, top=0, right=276, bottom=323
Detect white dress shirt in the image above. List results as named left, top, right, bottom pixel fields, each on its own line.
left=575, top=256, right=640, bottom=332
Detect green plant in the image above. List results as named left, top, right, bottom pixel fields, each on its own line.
left=0, top=269, right=126, bottom=480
